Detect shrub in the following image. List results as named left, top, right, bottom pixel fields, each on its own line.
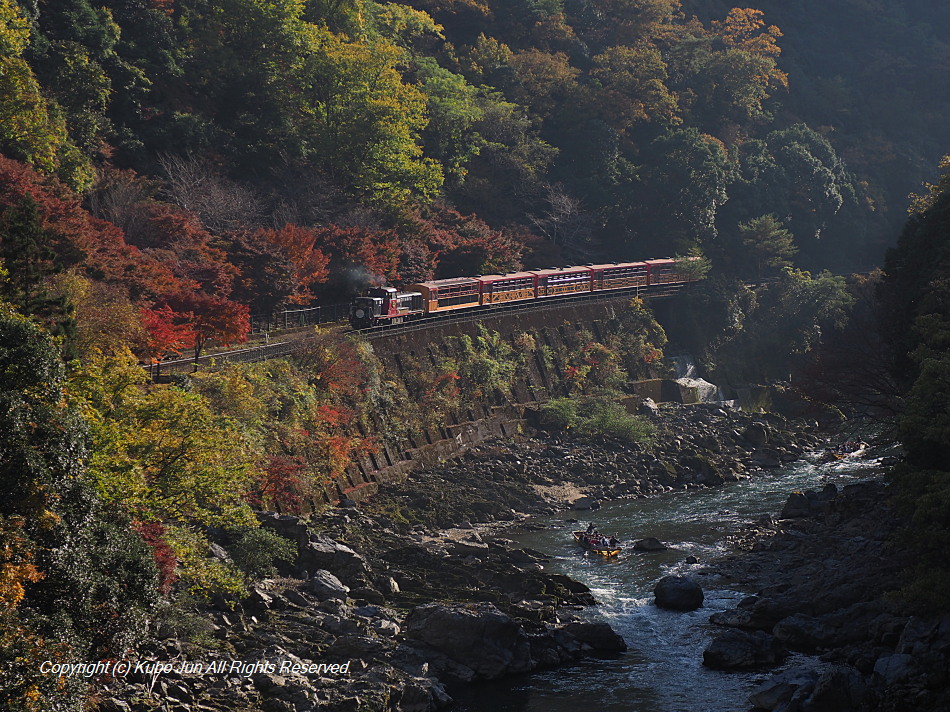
left=539, top=397, right=578, bottom=430
left=539, top=396, right=654, bottom=445
left=229, top=527, right=297, bottom=580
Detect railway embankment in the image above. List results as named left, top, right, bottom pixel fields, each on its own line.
left=326, top=296, right=720, bottom=506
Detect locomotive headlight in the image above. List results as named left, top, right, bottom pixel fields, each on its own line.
left=355, top=308, right=365, bottom=319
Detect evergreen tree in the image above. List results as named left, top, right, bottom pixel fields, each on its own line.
left=0, top=193, right=76, bottom=348
left=739, top=214, right=797, bottom=285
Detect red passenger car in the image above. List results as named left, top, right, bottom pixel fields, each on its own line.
left=530, top=266, right=593, bottom=297
left=645, top=258, right=680, bottom=284
left=589, top=262, right=649, bottom=291
left=479, top=272, right=537, bottom=305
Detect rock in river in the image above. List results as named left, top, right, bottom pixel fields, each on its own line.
left=405, top=603, right=534, bottom=680
left=562, top=621, right=627, bottom=652
left=654, top=575, right=704, bottom=611
left=633, top=537, right=668, bottom=551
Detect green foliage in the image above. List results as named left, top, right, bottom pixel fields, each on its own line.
left=675, top=246, right=712, bottom=282
left=620, top=127, right=734, bottom=252
left=721, top=124, right=854, bottom=265
left=452, top=324, right=525, bottom=400
left=293, top=24, right=444, bottom=207
left=163, top=524, right=246, bottom=599
left=892, top=467, right=950, bottom=612
left=540, top=395, right=654, bottom=444
left=607, top=297, right=669, bottom=381
left=414, top=56, right=483, bottom=185
left=739, top=214, right=797, bottom=283
left=229, top=526, right=297, bottom=580
left=400, top=351, right=461, bottom=427
left=0, top=303, right=158, bottom=710
left=900, top=326, right=950, bottom=469
left=72, top=352, right=257, bottom=529
left=0, top=0, right=91, bottom=189
left=710, top=268, right=855, bottom=384
left=538, top=396, right=577, bottom=430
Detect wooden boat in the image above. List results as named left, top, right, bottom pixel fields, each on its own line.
left=573, top=531, right=622, bottom=557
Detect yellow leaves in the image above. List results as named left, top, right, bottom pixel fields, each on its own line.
left=907, top=155, right=950, bottom=215
left=294, top=23, right=443, bottom=205
left=163, top=524, right=246, bottom=599
left=71, top=352, right=256, bottom=529
left=0, top=1, right=93, bottom=191
left=0, top=0, right=29, bottom=59
left=592, top=44, right=679, bottom=128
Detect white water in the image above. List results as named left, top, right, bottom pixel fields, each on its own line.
left=451, top=453, right=883, bottom=712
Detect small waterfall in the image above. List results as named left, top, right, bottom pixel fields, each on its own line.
left=668, top=354, right=698, bottom=379
left=669, top=354, right=731, bottom=405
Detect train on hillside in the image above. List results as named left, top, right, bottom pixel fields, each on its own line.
left=349, top=257, right=698, bottom=329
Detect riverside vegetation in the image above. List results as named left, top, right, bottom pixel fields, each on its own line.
left=0, top=265, right=841, bottom=711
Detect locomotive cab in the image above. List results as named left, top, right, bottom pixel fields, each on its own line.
left=350, top=293, right=386, bottom=328
left=350, top=286, right=424, bottom=328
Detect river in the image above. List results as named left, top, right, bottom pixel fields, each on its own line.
left=450, top=450, right=883, bottom=712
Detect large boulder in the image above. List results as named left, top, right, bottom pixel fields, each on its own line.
left=748, top=666, right=819, bottom=710
left=633, top=537, right=668, bottom=551
left=748, top=664, right=866, bottom=712
left=561, top=621, right=627, bottom=652
left=654, top=576, right=704, bottom=611
left=299, top=534, right=370, bottom=583
left=404, top=603, right=533, bottom=680
left=781, top=491, right=814, bottom=518
left=311, top=570, right=350, bottom=600
left=572, top=496, right=601, bottom=511
left=772, top=614, right=837, bottom=651
left=743, top=422, right=769, bottom=446
left=872, top=653, right=916, bottom=685
left=638, top=398, right=660, bottom=418
left=703, top=629, right=787, bottom=669
left=806, top=666, right=867, bottom=712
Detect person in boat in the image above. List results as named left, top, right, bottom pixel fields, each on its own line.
left=608, top=536, right=619, bottom=547
left=586, top=522, right=595, bottom=534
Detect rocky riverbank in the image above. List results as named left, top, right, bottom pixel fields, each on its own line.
left=93, top=403, right=826, bottom=712
left=365, top=402, right=826, bottom=531
left=700, top=475, right=950, bottom=712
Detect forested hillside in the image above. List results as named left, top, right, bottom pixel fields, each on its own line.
left=2, top=1, right=949, bottom=708
left=2, top=0, right=945, bottom=329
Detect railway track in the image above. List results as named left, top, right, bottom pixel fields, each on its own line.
left=146, top=283, right=686, bottom=377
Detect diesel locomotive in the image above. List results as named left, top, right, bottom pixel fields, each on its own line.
left=349, top=257, right=696, bottom=329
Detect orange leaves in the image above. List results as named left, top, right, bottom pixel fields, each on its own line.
left=131, top=521, right=176, bottom=596
left=0, top=518, right=42, bottom=611
left=161, top=290, right=250, bottom=358
left=251, top=456, right=307, bottom=515
left=258, top=224, right=330, bottom=304
left=140, top=304, right=195, bottom=362
left=312, top=224, right=403, bottom=283
left=712, top=8, right=783, bottom=58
